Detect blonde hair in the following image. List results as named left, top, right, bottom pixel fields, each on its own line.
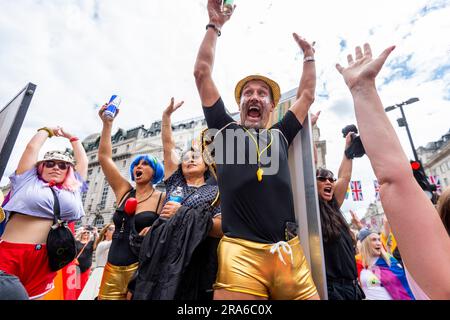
left=75, top=227, right=92, bottom=241
left=360, top=232, right=391, bottom=268
left=437, top=187, right=450, bottom=235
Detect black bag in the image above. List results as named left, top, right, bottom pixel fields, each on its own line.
left=46, top=188, right=77, bottom=271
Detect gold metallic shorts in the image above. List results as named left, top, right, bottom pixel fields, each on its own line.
left=214, top=236, right=318, bottom=300
left=98, top=262, right=138, bottom=300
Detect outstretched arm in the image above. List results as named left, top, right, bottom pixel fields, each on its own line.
left=194, top=0, right=234, bottom=107
left=334, top=133, right=353, bottom=207
left=336, top=43, right=450, bottom=299
left=97, top=104, right=131, bottom=201
left=162, top=98, right=184, bottom=180
left=16, top=127, right=60, bottom=175
left=290, top=33, right=316, bottom=124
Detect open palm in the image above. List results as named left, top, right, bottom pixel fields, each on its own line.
left=165, top=97, right=184, bottom=115
left=336, top=43, right=395, bottom=90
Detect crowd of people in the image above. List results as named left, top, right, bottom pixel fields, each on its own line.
left=1, top=0, right=449, bottom=300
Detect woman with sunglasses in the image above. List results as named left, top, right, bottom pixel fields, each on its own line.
left=315, top=122, right=364, bottom=300
left=73, top=226, right=98, bottom=299
left=79, top=223, right=114, bottom=300
left=0, top=126, right=88, bottom=299
left=97, top=103, right=165, bottom=300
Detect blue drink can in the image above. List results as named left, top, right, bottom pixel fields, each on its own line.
left=103, top=95, right=121, bottom=119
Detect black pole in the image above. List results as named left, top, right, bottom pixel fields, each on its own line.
left=398, top=104, right=419, bottom=162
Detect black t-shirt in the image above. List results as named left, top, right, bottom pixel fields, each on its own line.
left=323, top=227, right=357, bottom=281
left=76, top=240, right=95, bottom=273
left=203, top=97, right=302, bottom=243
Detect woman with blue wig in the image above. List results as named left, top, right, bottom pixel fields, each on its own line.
left=96, top=103, right=165, bottom=300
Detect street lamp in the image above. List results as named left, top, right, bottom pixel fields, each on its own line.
left=384, top=97, right=420, bottom=161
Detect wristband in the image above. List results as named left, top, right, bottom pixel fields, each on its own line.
left=38, top=127, right=54, bottom=138
left=304, top=56, right=315, bottom=63
left=70, top=137, right=79, bottom=142
left=206, top=24, right=221, bottom=37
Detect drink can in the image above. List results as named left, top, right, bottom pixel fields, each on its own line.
left=222, top=0, right=234, bottom=16
left=103, top=95, right=121, bottom=119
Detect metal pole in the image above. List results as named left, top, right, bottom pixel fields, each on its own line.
left=289, top=113, right=327, bottom=300
left=398, top=104, right=419, bottom=162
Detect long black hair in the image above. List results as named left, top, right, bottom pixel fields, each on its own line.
left=317, top=168, right=354, bottom=244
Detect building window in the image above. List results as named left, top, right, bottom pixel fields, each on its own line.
left=127, top=144, right=130, bottom=151
left=93, top=215, right=105, bottom=228
left=99, top=181, right=109, bottom=210
left=91, top=155, right=96, bottom=160
left=112, top=148, right=117, bottom=154
left=97, top=167, right=101, bottom=173
left=88, top=204, right=92, bottom=212
left=123, top=160, right=126, bottom=167
left=88, top=169, right=93, bottom=176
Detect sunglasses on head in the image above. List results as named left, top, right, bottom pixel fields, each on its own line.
left=107, top=227, right=115, bottom=231
left=44, top=160, right=70, bottom=170
left=182, top=152, right=202, bottom=162
left=317, top=176, right=336, bottom=183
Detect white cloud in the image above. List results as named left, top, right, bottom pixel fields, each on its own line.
left=1, top=0, right=449, bottom=217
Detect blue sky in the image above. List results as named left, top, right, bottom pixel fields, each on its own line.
left=1, top=0, right=449, bottom=220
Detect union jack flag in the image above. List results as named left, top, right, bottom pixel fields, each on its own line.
left=427, top=175, right=442, bottom=194
left=351, top=180, right=364, bottom=201
left=374, top=179, right=380, bottom=201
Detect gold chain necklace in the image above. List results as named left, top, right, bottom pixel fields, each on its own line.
left=242, top=127, right=274, bottom=182
left=136, top=188, right=155, bottom=204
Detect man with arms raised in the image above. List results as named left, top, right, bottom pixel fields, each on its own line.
left=193, top=0, right=319, bottom=300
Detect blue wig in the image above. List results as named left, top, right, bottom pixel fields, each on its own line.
left=129, top=155, right=164, bottom=184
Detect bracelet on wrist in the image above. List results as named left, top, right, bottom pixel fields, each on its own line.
left=69, top=137, right=79, bottom=143
left=206, top=24, right=221, bottom=37
left=303, top=56, right=315, bottom=63
left=37, top=127, right=54, bottom=138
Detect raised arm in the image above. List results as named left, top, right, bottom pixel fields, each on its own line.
left=56, top=127, right=88, bottom=180
left=16, top=127, right=60, bottom=175
left=290, top=33, right=316, bottom=124
left=194, top=0, right=234, bottom=107
left=98, top=104, right=131, bottom=201
left=162, top=98, right=184, bottom=180
left=336, top=43, right=450, bottom=299
left=334, top=133, right=353, bottom=207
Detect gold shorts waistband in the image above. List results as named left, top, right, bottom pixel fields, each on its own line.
left=98, top=262, right=138, bottom=300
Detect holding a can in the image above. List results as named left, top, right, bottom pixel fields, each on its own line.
left=103, top=95, right=121, bottom=119
left=221, top=0, right=234, bottom=15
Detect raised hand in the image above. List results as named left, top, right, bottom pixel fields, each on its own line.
left=350, top=209, right=363, bottom=230
left=336, top=43, right=395, bottom=90
left=207, top=0, right=235, bottom=27
left=310, top=110, right=321, bottom=126
left=164, top=97, right=184, bottom=116
left=56, top=127, right=74, bottom=140
left=293, top=33, right=315, bottom=57
left=98, top=103, right=119, bottom=124
left=47, top=126, right=62, bottom=137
